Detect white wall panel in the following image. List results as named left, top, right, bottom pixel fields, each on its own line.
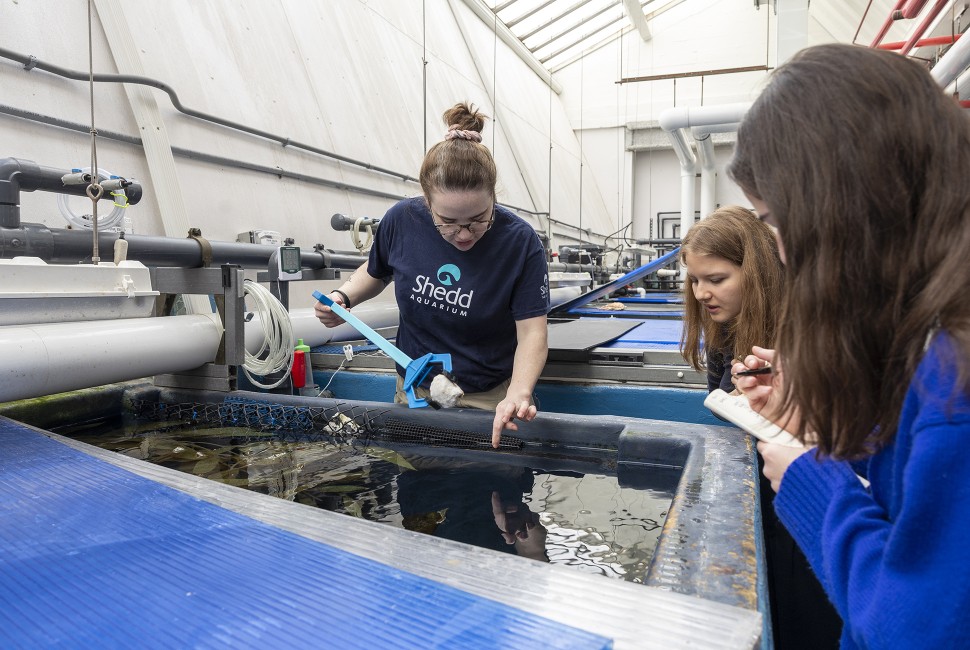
left=0, top=0, right=614, bottom=265
left=633, top=144, right=747, bottom=243
left=0, top=0, right=911, bottom=271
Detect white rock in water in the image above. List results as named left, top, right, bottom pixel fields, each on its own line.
left=430, top=374, right=464, bottom=408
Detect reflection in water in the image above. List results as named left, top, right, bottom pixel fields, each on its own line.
left=529, top=474, right=666, bottom=582
left=61, top=418, right=672, bottom=582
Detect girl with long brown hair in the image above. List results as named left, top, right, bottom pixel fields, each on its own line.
left=680, top=205, right=783, bottom=392
left=731, top=43, right=970, bottom=648
left=682, top=206, right=841, bottom=648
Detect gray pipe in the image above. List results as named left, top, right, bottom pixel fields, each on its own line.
left=0, top=49, right=604, bottom=237
left=0, top=104, right=559, bottom=225
left=331, top=213, right=381, bottom=232
left=0, top=105, right=408, bottom=203
left=0, top=157, right=143, bottom=228
left=1, top=222, right=366, bottom=270
left=547, top=261, right=601, bottom=274
left=0, top=47, right=418, bottom=184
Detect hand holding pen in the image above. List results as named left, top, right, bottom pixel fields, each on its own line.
left=732, top=348, right=808, bottom=457
left=731, top=346, right=778, bottom=414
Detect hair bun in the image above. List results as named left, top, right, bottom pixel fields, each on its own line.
left=442, top=102, right=487, bottom=134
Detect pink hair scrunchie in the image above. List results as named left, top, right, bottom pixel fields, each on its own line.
left=444, top=125, right=483, bottom=142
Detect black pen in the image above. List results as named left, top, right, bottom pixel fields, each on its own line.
left=733, top=366, right=773, bottom=376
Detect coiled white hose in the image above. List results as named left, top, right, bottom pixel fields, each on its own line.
left=241, top=279, right=295, bottom=389
left=57, top=167, right=129, bottom=231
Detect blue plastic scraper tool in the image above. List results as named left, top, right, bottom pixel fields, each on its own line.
left=312, top=291, right=454, bottom=408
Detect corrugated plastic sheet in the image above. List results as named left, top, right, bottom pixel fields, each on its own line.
left=0, top=419, right=611, bottom=649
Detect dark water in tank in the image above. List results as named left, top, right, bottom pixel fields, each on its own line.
left=57, top=417, right=675, bottom=583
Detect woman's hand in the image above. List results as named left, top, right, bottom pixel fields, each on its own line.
left=733, top=346, right=806, bottom=436
left=736, top=347, right=813, bottom=490
left=757, top=440, right=811, bottom=492
left=314, top=291, right=347, bottom=328
left=491, top=491, right=548, bottom=560
left=491, top=391, right=537, bottom=449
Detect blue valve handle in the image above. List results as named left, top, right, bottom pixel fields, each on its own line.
left=312, top=291, right=454, bottom=408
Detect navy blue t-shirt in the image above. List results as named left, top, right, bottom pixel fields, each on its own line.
left=368, top=197, right=550, bottom=393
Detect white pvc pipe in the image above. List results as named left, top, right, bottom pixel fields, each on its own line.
left=658, top=103, right=752, bottom=280
left=663, top=127, right=697, bottom=171
left=679, top=166, right=695, bottom=281
left=657, top=103, right=752, bottom=132
left=659, top=128, right=697, bottom=276
left=550, top=286, right=582, bottom=308
left=693, top=131, right=717, bottom=220
left=935, top=25, right=970, bottom=89
left=245, top=303, right=401, bottom=353
left=0, top=313, right=223, bottom=403
left=690, top=122, right=744, bottom=135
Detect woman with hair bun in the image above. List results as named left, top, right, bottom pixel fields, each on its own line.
left=316, top=102, right=549, bottom=449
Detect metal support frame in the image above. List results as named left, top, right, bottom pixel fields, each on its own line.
left=150, top=265, right=246, bottom=392
left=309, top=347, right=707, bottom=387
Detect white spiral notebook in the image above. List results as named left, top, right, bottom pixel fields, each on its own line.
left=703, top=389, right=805, bottom=448
left=705, top=390, right=871, bottom=487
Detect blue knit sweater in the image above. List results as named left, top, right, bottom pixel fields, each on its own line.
left=775, top=333, right=970, bottom=648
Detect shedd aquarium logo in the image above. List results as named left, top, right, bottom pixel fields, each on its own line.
left=437, top=264, right=460, bottom=285
left=410, top=264, right=474, bottom=315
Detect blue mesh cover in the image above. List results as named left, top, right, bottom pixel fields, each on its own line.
left=0, top=418, right=611, bottom=650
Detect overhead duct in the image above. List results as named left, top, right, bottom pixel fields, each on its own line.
left=658, top=103, right=751, bottom=272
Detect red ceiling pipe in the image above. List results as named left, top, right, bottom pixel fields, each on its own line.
left=899, top=0, right=950, bottom=55
left=878, top=33, right=960, bottom=50
left=870, top=0, right=910, bottom=47
left=895, top=0, right=931, bottom=19
left=960, top=100, right=970, bottom=108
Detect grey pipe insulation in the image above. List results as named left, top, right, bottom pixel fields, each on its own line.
left=0, top=221, right=368, bottom=270
left=0, top=157, right=366, bottom=269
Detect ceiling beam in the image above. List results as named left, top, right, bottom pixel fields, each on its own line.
left=459, top=0, right=563, bottom=93
left=621, top=0, right=652, bottom=41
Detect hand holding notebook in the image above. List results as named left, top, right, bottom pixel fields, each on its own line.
left=704, top=389, right=806, bottom=448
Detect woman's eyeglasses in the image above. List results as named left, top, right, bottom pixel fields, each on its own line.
left=431, top=207, right=494, bottom=237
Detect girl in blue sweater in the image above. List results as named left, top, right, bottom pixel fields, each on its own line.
left=729, top=44, right=970, bottom=648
